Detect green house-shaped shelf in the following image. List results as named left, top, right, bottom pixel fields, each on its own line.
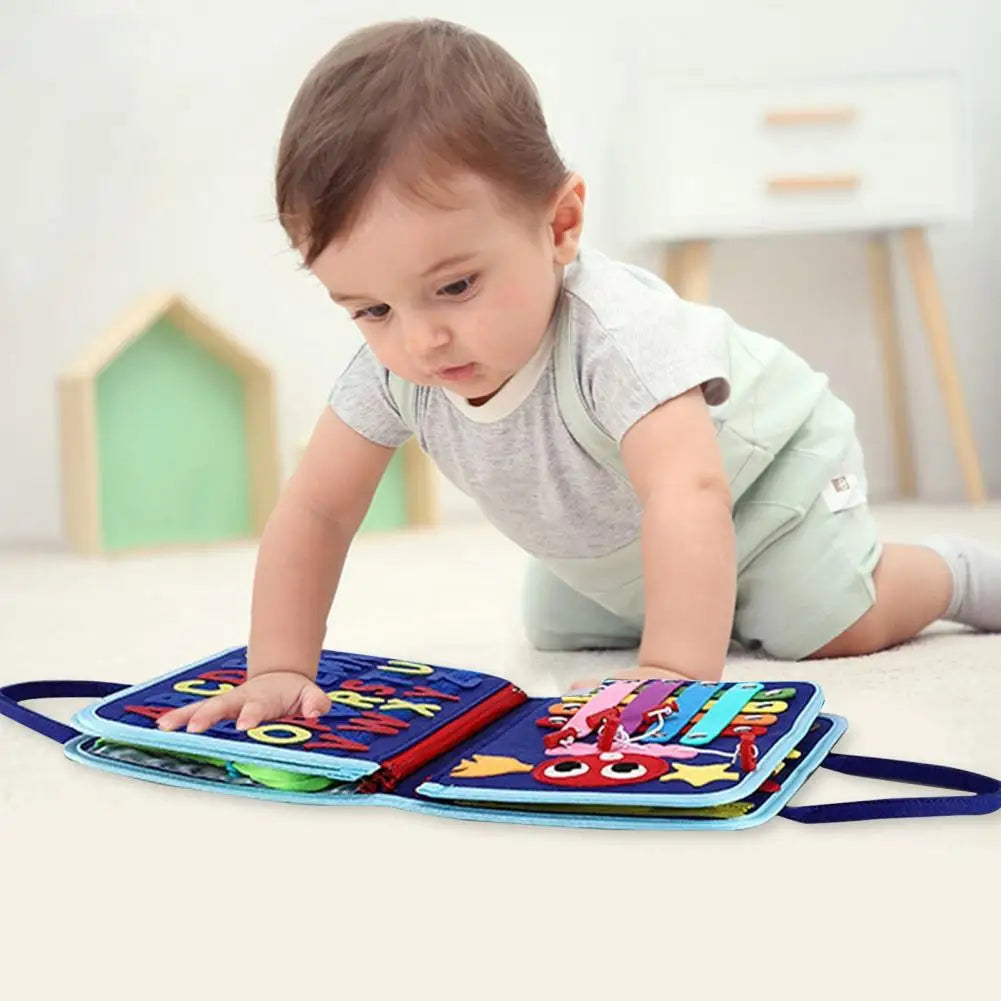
left=59, top=293, right=280, bottom=555
left=358, top=438, right=437, bottom=533
left=296, top=430, right=437, bottom=535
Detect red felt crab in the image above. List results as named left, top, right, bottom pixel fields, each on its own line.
left=532, top=751, right=672, bottom=787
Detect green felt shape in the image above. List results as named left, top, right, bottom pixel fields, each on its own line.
left=99, top=739, right=335, bottom=793
left=95, top=318, right=252, bottom=550
left=230, top=761, right=335, bottom=792
left=359, top=447, right=408, bottom=532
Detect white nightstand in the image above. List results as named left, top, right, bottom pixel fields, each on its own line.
left=622, top=73, right=984, bottom=501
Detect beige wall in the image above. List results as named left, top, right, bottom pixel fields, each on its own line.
left=1, top=0, right=998, bottom=543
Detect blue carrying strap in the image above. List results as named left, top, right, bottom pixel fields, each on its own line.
left=780, top=752, right=1001, bottom=823
left=0, top=680, right=128, bottom=745
left=2, top=681, right=998, bottom=823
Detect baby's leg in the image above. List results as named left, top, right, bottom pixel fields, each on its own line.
left=522, top=560, right=641, bottom=651
left=809, top=537, right=1001, bottom=658
left=806, top=544, right=950, bottom=657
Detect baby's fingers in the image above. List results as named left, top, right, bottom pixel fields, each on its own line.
left=173, top=691, right=246, bottom=734
left=157, top=701, right=204, bottom=732
left=300, top=684, right=332, bottom=719
left=235, top=701, right=270, bottom=732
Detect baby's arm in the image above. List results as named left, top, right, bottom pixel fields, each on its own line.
left=620, top=386, right=735, bottom=682
left=159, top=407, right=395, bottom=732
left=248, top=407, right=395, bottom=680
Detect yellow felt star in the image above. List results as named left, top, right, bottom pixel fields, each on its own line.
left=449, top=754, right=534, bottom=779
left=660, top=762, right=741, bottom=787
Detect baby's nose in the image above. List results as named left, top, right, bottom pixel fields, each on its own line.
left=403, top=319, right=450, bottom=357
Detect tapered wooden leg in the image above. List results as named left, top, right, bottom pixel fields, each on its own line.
left=662, top=244, right=681, bottom=292
left=901, top=227, right=986, bottom=503
left=867, top=233, right=917, bottom=497
left=403, top=438, right=437, bottom=526
left=664, top=241, right=711, bottom=302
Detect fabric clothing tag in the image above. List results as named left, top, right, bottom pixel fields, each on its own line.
left=822, top=472, right=866, bottom=513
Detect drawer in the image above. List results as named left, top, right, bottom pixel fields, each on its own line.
left=622, top=75, right=967, bottom=240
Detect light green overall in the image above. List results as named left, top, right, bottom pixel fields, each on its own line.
left=390, top=290, right=880, bottom=661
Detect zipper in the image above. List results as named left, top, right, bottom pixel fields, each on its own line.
left=359, top=683, right=527, bottom=792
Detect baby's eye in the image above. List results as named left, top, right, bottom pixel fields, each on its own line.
left=351, top=303, right=391, bottom=321
left=437, top=274, right=478, bottom=297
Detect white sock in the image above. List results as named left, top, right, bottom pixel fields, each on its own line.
left=923, top=535, right=1001, bottom=631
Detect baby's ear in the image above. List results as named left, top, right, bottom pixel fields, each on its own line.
left=550, top=174, right=586, bottom=264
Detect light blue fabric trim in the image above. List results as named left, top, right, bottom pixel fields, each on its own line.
left=67, top=715, right=378, bottom=781
left=63, top=736, right=380, bottom=806
left=416, top=684, right=825, bottom=809
left=63, top=715, right=847, bottom=830
left=403, top=715, right=848, bottom=831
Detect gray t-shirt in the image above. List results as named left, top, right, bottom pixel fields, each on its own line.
left=329, top=249, right=731, bottom=560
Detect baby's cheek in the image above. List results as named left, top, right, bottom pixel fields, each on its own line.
left=489, top=300, right=542, bottom=350
left=364, top=339, right=413, bottom=382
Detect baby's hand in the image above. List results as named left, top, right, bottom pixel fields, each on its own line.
left=569, top=665, right=698, bottom=692
left=156, top=671, right=331, bottom=734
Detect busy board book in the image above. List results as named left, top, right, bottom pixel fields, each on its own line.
left=2, top=646, right=999, bottom=830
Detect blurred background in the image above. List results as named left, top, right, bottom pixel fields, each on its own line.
left=5, top=9, right=998, bottom=966
left=2, top=0, right=999, bottom=549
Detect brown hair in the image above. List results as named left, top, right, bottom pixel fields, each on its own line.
left=275, top=18, right=570, bottom=265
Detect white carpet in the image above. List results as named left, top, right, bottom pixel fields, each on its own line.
left=1, top=502, right=999, bottom=997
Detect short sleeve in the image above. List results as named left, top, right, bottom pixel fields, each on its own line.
left=328, top=345, right=412, bottom=448
left=573, top=291, right=732, bottom=444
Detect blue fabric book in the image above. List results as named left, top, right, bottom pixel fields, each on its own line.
left=2, top=646, right=999, bottom=830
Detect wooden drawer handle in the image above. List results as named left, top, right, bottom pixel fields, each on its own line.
left=767, top=174, right=861, bottom=193
left=763, top=106, right=857, bottom=126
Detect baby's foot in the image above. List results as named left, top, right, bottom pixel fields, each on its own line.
left=923, top=535, right=1001, bottom=631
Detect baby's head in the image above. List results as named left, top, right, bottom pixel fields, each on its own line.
left=276, top=19, right=584, bottom=402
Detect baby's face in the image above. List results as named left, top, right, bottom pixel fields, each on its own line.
left=309, top=171, right=573, bottom=403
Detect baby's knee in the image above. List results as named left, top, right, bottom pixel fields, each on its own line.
left=521, top=572, right=640, bottom=652
left=524, top=619, right=584, bottom=652
left=522, top=610, right=639, bottom=652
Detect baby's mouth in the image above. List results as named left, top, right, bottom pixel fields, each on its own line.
left=435, top=363, right=477, bottom=382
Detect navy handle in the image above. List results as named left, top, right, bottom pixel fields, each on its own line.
left=780, top=751, right=1001, bottom=823
left=0, top=680, right=128, bottom=744
left=3, top=684, right=999, bottom=824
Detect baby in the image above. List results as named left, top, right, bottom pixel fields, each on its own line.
left=160, top=18, right=1000, bottom=735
